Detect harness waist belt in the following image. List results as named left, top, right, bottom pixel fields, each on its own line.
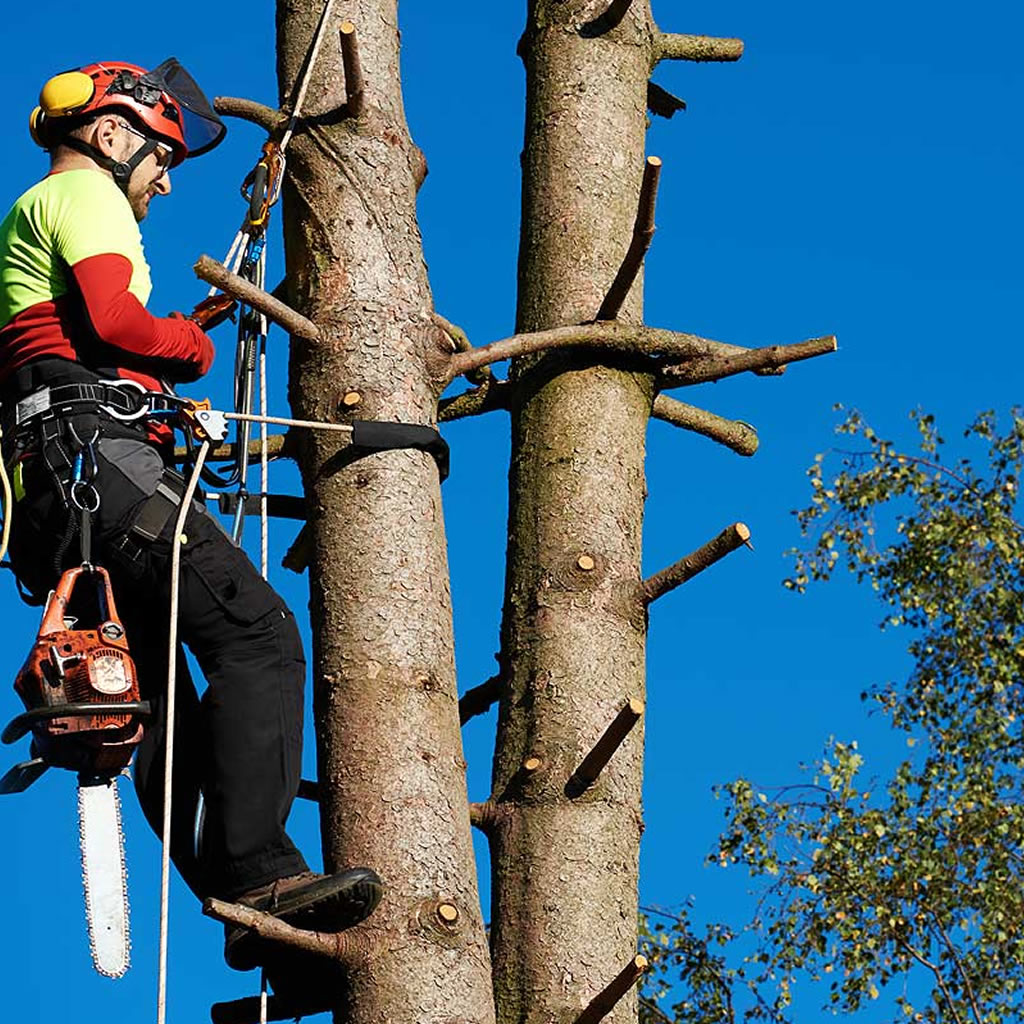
left=9, top=381, right=172, bottom=431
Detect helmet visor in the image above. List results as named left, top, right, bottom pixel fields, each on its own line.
left=146, top=58, right=226, bottom=160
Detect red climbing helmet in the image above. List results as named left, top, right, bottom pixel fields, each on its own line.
left=30, top=58, right=226, bottom=168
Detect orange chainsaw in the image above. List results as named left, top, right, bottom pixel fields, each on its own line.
left=1, top=565, right=150, bottom=978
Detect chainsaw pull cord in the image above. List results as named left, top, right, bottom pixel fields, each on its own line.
left=156, top=437, right=210, bottom=1024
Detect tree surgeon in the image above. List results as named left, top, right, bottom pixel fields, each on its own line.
left=0, top=59, right=382, bottom=987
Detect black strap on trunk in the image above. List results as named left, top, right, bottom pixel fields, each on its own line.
left=350, top=421, right=450, bottom=481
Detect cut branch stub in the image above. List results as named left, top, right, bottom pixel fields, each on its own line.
left=651, top=396, right=758, bottom=457
left=595, top=156, right=663, bottom=322
left=579, top=0, right=636, bottom=37
left=438, top=379, right=512, bottom=423
left=566, top=698, right=644, bottom=798
left=575, top=954, right=649, bottom=1024
left=213, top=96, right=288, bottom=134
left=647, top=83, right=686, bottom=120
left=339, top=22, right=366, bottom=118
left=654, top=33, right=745, bottom=63
left=193, top=255, right=319, bottom=341
left=640, top=522, right=751, bottom=606
left=458, top=672, right=504, bottom=724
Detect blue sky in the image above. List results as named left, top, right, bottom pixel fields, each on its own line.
left=0, top=2, right=1020, bottom=1022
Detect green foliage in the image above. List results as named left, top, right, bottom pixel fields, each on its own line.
left=638, top=904, right=735, bottom=1023
left=645, top=409, right=1024, bottom=1024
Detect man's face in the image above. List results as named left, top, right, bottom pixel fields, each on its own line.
left=114, top=122, right=173, bottom=222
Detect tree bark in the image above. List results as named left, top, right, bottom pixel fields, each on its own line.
left=489, top=3, right=656, bottom=1022
left=275, top=2, right=493, bottom=1021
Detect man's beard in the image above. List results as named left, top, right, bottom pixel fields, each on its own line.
left=127, top=189, right=150, bottom=222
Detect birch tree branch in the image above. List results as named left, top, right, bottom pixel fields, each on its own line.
left=654, top=34, right=745, bottom=63
left=194, top=255, right=320, bottom=341
left=658, top=335, right=837, bottom=387
left=640, top=523, right=752, bottom=605
left=203, top=899, right=373, bottom=962
left=596, top=156, right=663, bottom=321
left=651, top=396, right=758, bottom=456
left=213, top=97, right=288, bottom=134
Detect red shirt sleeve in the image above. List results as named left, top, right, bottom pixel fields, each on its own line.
left=68, top=253, right=215, bottom=382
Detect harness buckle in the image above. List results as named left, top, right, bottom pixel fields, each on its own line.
left=93, top=379, right=152, bottom=422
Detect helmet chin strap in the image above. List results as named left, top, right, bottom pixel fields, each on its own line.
left=61, top=135, right=159, bottom=195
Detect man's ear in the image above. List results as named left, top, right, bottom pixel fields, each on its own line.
left=90, top=115, right=123, bottom=158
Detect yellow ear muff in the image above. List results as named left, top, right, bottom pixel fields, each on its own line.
left=29, top=107, right=48, bottom=148
left=39, top=71, right=96, bottom=118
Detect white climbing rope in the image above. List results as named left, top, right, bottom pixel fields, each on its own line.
left=279, top=0, right=339, bottom=151
left=157, top=438, right=211, bottom=1024
left=155, top=408, right=352, bottom=1023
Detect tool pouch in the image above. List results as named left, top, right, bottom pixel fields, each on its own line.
left=128, top=467, right=188, bottom=543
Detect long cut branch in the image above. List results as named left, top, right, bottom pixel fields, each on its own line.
left=213, top=97, right=288, bottom=134
left=444, top=322, right=792, bottom=383
left=640, top=523, right=751, bottom=605
left=651, top=395, right=758, bottom=456
left=194, top=255, right=320, bottom=341
left=203, top=899, right=373, bottom=962
left=595, top=157, right=663, bottom=321
left=654, top=34, right=745, bottom=63
left=658, top=335, right=837, bottom=387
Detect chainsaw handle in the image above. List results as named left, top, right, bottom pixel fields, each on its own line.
left=2, top=701, right=152, bottom=746
left=38, top=566, right=121, bottom=638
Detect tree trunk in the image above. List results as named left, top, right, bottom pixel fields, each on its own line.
left=274, top=2, right=494, bottom=1020
left=489, top=3, right=657, bottom=1022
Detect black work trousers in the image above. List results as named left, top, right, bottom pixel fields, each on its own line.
left=7, top=422, right=309, bottom=900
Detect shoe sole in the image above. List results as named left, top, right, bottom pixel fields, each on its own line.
left=225, top=868, right=383, bottom=971
left=260, top=868, right=383, bottom=924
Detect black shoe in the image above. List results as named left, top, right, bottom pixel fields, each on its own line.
left=224, top=867, right=383, bottom=972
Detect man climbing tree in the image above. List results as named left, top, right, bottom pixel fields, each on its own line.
left=0, top=57, right=382, bottom=993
